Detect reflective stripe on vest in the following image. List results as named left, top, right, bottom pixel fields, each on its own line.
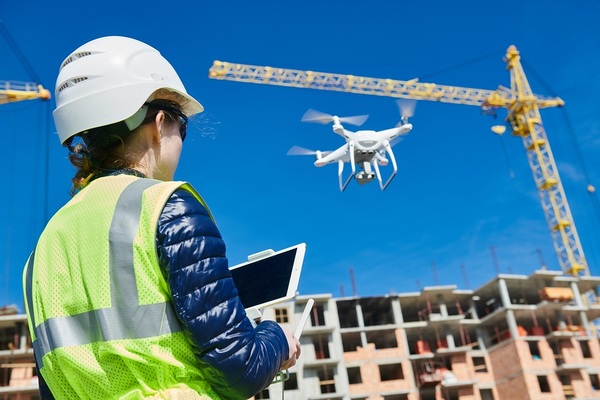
left=25, top=178, right=183, bottom=368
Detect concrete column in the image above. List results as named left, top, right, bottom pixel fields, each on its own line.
left=469, top=297, right=480, bottom=320
left=498, top=278, right=512, bottom=308
left=506, top=309, right=519, bottom=339
left=476, top=327, right=487, bottom=351
left=579, top=311, right=591, bottom=336
left=356, top=302, right=365, bottom=327
left=438, top=294, right=448, bottom=317
left=393, top=298, right=413, bottom=359
left=17, top=322, right=27, bottom=350
left=392, top=298, right=404, bottom=323
left=570, top=281, right=584, bottom=307
left=569, top=282, right=591, bottom=336
left=499, top=278, right=519, bottom=338
left=445, top=329, right=456, bottom=348
left=356, top=302, right=368, bottom=347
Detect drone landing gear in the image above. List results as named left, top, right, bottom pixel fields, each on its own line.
left=374, top=141, right=398, bottom=191
left=336, top=141, right=398, bottom=191
left=337, top=141, right=357, bottom=191
left=338, top=159, right=353, bottom=191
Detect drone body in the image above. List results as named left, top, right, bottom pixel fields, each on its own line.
left=288, top=100, right=415, bottom=191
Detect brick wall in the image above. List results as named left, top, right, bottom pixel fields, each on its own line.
left=488, top=341, right=529, bottom=399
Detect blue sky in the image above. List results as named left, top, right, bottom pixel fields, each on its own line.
left=1, top=1, right=599, bottom=310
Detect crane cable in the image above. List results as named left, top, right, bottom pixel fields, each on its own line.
left=522, top=60, right=597, bottom=194
left=0, top=20, right=51, bottom=308
left=0, top=19, right=43, bottom=84
left=419, top=49, right=518, bottom=178
left=0, top=20, right=50, bottom=220
left=418, top=48, right=506, bottom=82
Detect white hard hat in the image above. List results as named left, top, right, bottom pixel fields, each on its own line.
left=53, top=36, right=203, bottom=144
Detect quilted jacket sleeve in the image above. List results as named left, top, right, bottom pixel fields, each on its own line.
left=156, top=189, right=289, bottom=399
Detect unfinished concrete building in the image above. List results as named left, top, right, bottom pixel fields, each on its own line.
left=2, top=269, right=600, bottom=399
left=259, top=269, right=600, bottom=400
left=0, top=306, right=38, bottom=400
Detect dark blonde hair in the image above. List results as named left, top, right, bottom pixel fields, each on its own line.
left=64, top=99, right=183, bottom=195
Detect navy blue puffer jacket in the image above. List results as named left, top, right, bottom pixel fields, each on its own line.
left=156, top=188, right=289, bottom=399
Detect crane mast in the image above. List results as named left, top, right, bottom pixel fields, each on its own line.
left=208, top=45, right=588, bottom=276
left=1, top=80, right=51, bottom=104
left=503, top=46, right=585, bottom=276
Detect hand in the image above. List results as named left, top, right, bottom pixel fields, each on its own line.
left=280, top=329, right=301, bottom=370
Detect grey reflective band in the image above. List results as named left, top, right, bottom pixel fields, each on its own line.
left=32, top=302, right=182, bottom=367
left=26, top=178, right=183, bottom=368
left=110, top=179, right=153, bottom=307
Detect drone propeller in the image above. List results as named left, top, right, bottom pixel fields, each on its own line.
left=301, top=108, right=369, bottom=126
left=287, top=145, right=331, bottom=157
left=396, top=99, right=417, bottom=126
left=389, top=136, right=406, bottom=148
left=287, top=145, right=317, bottom=155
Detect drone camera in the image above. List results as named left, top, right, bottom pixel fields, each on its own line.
left=355, top=171, right=376, bottom=185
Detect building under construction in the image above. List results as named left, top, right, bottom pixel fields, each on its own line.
left=2, top=269, right=600, bottom=400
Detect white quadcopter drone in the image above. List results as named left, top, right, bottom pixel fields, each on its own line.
left=288, top=99, right=415, bottom=191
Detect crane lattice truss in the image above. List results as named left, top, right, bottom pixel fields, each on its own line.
left=208, top=45, right=587, bottom=277
left=0, top=80, right=50, bottom=104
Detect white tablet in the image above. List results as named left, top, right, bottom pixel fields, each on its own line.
left=229, top=243, right=306, bottom=312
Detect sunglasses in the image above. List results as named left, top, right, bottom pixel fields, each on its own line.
left=144, top=102, right=188, bottom=142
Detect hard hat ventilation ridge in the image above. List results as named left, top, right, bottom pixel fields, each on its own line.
left=57, top=77, right=89, bottom=93
left=61, top=51, right=92, bottom=69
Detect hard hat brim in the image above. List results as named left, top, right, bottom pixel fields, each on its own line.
left=54, top=84, right=203, bottom=144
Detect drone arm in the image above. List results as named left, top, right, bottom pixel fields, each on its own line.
left=378, top=124, right=412, bottom=144
left=374, top=151, right=388, bottom=166
left=333, top=126, right=353, bottom=141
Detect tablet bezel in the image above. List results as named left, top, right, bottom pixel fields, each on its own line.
left=229, top=243, right=306, bottom=311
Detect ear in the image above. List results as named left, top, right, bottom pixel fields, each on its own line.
left=151, top=111, right=165, bottom=144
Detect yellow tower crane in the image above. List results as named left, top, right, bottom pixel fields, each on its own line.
left=0, top=80, right=51, bottom=104
left=208, top=45, right=589, bottom=277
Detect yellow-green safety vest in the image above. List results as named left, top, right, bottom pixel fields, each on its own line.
left=23, top=175, right=221, bottom=399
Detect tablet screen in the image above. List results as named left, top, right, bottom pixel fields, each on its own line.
left=230, top=246, right=300, bottom=309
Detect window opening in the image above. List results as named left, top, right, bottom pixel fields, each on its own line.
left=255, top=389, right=270, bottom=399
left=347, top=367, right=362, bottom=384
left=479, top=388, right=495, bottom=400
left=310, top=302, right=326, bottom=326
left=274, top=308, right=288, bottom=323
left=472, top=356, right=488, bottom=373
left=580, top=340, right=592, bottom=358
left=341, top=332, right=362, bottom=352
left=379, top=363, right=404, bottom=381
left=528, top=341, right=541, bottom=359
left=317, top=366, right=336, bottom=394
left=312, top=335, right=330, bottom=359
left=283, top=372, right=298, bottom=390
left=537, top=375, right=551, bottom=393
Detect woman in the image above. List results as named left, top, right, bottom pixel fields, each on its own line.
left=23, top=36, right=300, bottom=399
